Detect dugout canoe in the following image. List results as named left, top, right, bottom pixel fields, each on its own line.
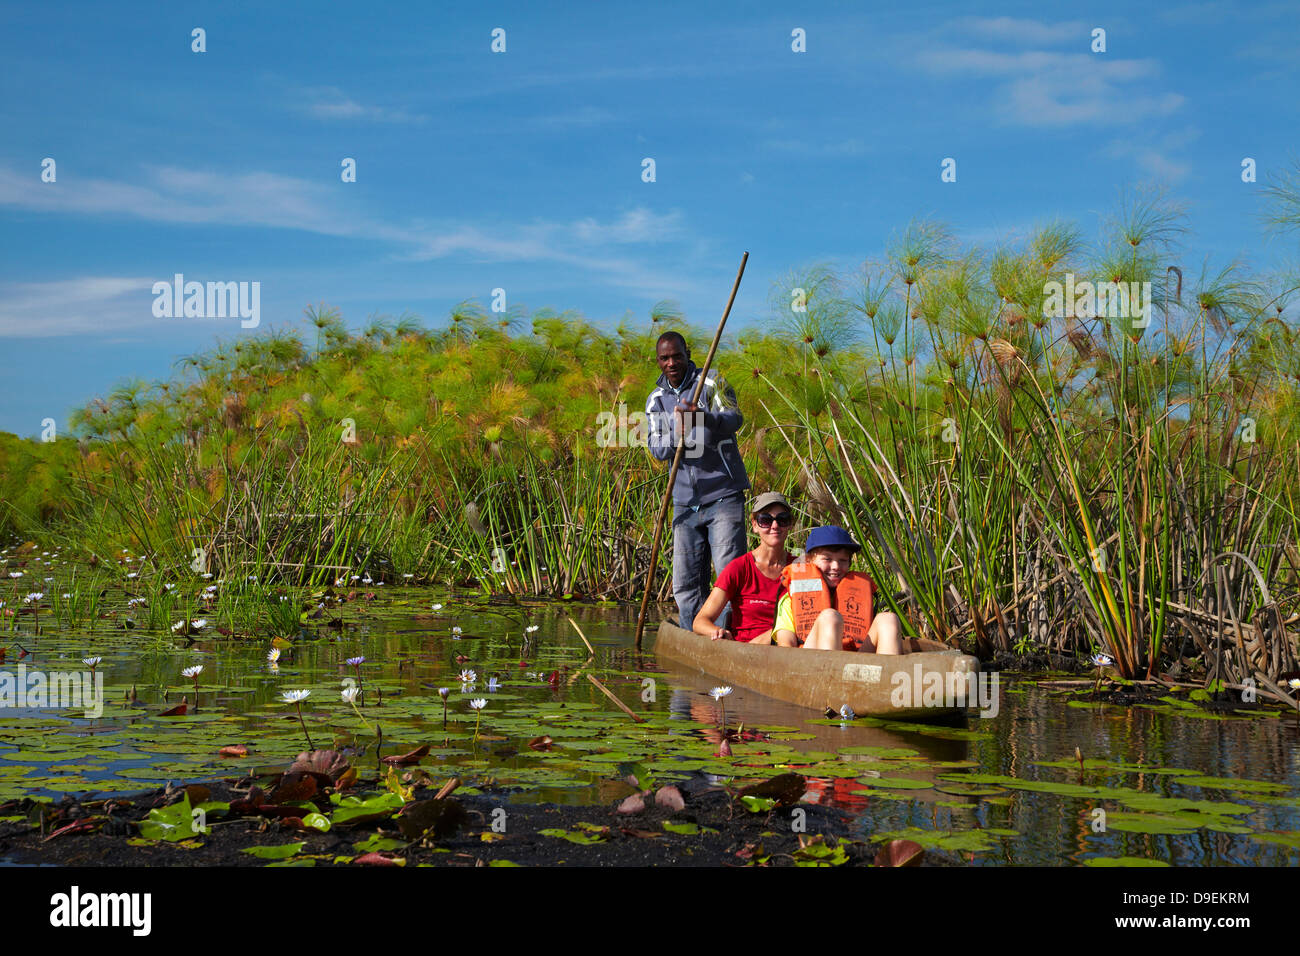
left=652, top=621, right=982, bottom=721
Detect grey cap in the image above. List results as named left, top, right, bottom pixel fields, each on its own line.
left=750, top=491, right=792, bottom=515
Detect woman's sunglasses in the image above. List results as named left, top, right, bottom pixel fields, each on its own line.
left=755, top=511, right=794, bottom=528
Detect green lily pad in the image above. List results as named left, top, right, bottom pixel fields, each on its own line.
left=242, top=842, right=306, bottom=859
left=1083, top=856, right=1171, bottom=867
left=853, top=776, right=933, bottom=790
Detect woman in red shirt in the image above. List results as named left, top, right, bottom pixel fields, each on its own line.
left=691, top=492, right=795, bottom=644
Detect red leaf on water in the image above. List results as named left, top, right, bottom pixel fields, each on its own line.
left=547, top=671, right=561, bottom=689
left=875, top=838, right=925, bottom=867
left=616, top=793, right=646, bottom=815
left=454, top=655, right=471, bottom=664
left=620, top=827, right=662, bottom=839
left=159, top=696, right=188, bottom=717
left=218, top=744, right=249, bottom=758
left=353, top=852, right=402, bottom=866
left=654, top=786, right=685, bottom=812
left=518, top=660, right=529, bottom=668
left=381, top=744, right=430, bottom=766
left=528, top=735, right=554, bottom=751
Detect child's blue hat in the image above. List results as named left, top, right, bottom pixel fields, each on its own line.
left=804, top=525, right=861, bottom=554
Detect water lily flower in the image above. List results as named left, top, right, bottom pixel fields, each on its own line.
left=127, top=597, right=147, bottom=607
left=7, top=572, right=21, bottom=578
left=334, top=577, right=345, bottom=586
left=525, top=625, right=539, bottom=633
left=126, top=572, right=138, bottom=579
left=43, top=577, right=54, bottom=583
left=23, top=592, right=44, bottom=604
left=201, top=573, right=213, bottom=579
left=710, top=686, right=733, bottom=731
left=431, top=603, right=443, bottom=611
left=181, top=665, right=203, bottom=679
left=281, top=690, right=315, bottom=748
left=468, top=698, right=488, bottom=739
left=459, top=669, right=477, bottom=684
left=172, top=621, right=186, bottom=632
left=469, top=698, right=487, bottom=710
left=451, top=626, right=463, bottom=639
left=190, top=619, right=208, bottom=630
left=341, top=685, right=359, bottom=704
left=83, top=657, right=102, bottom=669
left=1091, top=653, right=1114, bottom=667
left=438, top=687, right=450, bottom=700
left=61, top=593, right=71, bottom=599
left=267, top=648, right=281, bottom=670
left=1288, top=678, right=1300, bottom=692
left=840, top=704, right=857, bottom=720
left=346, top=656, right=365, bottom=668
left=402, top=573, right=414, bottom=579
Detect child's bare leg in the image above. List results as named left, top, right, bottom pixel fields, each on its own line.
left=749, top=629, right=774, bottom=646
left=803, top=609, right=844, bottom=650
left=865, top=612, right=904, bottom=655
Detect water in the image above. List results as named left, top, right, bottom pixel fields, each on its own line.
left=1, top=593, right=1297, bottom=865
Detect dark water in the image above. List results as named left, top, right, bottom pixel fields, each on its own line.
left=1, top=595, right=1297, bottom=866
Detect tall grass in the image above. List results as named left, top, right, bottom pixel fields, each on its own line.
left=1, top=191, right=1297, bottom=686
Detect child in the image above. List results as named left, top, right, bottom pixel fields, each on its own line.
left=772, top=525, right=905, bottom=654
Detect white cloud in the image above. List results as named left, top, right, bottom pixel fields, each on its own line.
left=915, top=48, right=1182, bottom=127
left=294, top=86, right=426, bottom=124
left=949, top=16, right=1089, bottom=45
left=528, top=106, right=622, bottom=129
left=0, top=277, right=155, bottom=337
left=761, top=137, right=869, bottom=157
left=0, top=166, right=707, bottom=329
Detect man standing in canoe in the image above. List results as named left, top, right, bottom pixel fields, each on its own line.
left=646, top=331, right=750, bottom=630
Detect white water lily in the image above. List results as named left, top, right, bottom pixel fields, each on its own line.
left=83, top=657, right=102, bottom=668
left=459, top=669, right=477, bottom=684
left=840, top=704, right=857, bottom=720
left=525, top=625, right=539, bottom=634
left=171, top=620, right=186, bottom=633
left=431, top=603, right=443, bottom=611
left=181, top=665, right=203, bottom=679
left=1091, top=653, right=1114, bottom=667
left=468, top=698, right=487, bottom=710
left=709, top=686, right=733, bottom=700
left=451, top=626, right=463, bottom=638
left=1288, top=678, right=1300, bottom=692
left=7, top=572, right=21, bottom=578
left=267, top=648, right=281, bottom=667
left=281, top=689, right=311, bottom=704
left=190, top=618, right=208, bottom=630
left=341, top=685, right=360, bottom=704
left=23, top=592, right=44, bottom=604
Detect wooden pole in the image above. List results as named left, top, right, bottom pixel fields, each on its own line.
left=635, top=252, right=749, bottom=649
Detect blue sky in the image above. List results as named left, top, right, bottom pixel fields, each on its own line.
left=2, top=0, right=1298, bottom=437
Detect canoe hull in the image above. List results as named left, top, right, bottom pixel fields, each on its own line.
left=652, top=622, right=981, bottom=721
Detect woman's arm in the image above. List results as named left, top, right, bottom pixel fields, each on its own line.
left=692, top=586, right=735, bottom=640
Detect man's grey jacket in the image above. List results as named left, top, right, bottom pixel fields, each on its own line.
left=645, top=360, right=750, bottom=510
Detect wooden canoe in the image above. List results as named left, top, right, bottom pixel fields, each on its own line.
left=652, top=621, right=982, bottom=721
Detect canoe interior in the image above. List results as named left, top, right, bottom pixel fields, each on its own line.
left=651, top=621, right=982, bottom=722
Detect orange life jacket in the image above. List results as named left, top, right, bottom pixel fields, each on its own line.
left=779, top=563, right=875, bottom=651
